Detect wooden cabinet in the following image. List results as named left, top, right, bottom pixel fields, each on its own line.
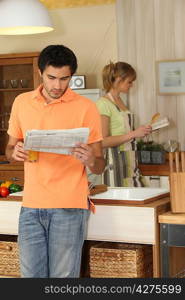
left=0, top=155, right=24, bottom=185
left=87, top=197, right=170, bottom=277
left=159, top=211, right=185, bottom=277
left=0, top=52, right=40, bottom=154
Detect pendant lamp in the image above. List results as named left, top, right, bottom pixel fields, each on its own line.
left=0, top=0, right=54, bottom=35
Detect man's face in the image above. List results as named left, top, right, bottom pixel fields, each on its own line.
left=40, top=65, right=72, bottom=102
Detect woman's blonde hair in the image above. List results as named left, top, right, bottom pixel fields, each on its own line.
left=102, top=61, right=136, bottom=92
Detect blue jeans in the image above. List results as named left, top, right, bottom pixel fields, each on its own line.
left=18, top=207, right=90, bottom=278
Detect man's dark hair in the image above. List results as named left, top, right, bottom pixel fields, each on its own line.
left=38, top=45, right=78, bottom=75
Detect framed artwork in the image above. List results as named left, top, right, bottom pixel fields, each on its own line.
left=156, top=59, right=185, bottom=95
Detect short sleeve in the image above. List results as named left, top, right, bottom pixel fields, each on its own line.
left=96, top=97, right=111, bottom=117
left=82, top=101, right=103, bottom=144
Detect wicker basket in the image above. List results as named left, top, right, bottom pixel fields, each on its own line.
left=174, top=269, right=185, bottom=278
left=89, top=242, right=153, bottom=278
left=0, top=241, right=20, bottom=277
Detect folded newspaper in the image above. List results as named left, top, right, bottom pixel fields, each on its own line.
left=24, top=128, right=89, bottom=155
left=151, top=117, right=169, bottom=131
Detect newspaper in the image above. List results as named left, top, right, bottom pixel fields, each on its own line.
left=24, top=128, right=90, bottom=155
left=151, top=117, right=169, bottom=131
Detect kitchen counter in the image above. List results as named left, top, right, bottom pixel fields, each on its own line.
left=0, top=156, right=172, bottom=277
left=0, top=192, right=170, bottom=277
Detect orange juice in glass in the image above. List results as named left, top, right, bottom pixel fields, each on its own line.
left=28, top=150, right=38, bottom=162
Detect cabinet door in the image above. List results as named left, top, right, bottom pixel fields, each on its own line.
left=0, top=54, right=40, bottom=154
left=0, top=170, right=24, bottom=185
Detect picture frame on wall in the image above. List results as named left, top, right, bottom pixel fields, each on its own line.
left=156, top=59, right=185, bottom=95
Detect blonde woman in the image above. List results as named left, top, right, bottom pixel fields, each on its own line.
left=96, top=62, right=152, bottom=187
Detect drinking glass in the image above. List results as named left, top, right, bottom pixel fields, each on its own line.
left=28, top=150, right=38, bottom=162
left=0, top=80, right=9, bottom=88
left=20, top=79, right=29, bottom=88
left=10, top=79, right=19, bottom=88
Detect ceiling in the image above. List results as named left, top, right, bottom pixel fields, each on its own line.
left=40, top=0, right=115, bottom=9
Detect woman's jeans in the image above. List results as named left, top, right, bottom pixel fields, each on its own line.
left=18, top=207, right=90, bottom=278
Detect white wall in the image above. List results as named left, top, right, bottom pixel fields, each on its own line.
left=0, top=4, right=117, bottom=89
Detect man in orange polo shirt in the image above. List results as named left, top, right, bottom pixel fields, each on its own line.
left=6, top=45, right=105, bottom=278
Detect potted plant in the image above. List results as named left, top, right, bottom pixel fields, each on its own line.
left=137, top=139, right=166, bottom=164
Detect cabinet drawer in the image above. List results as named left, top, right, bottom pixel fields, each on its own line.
left=0, top=241, right=20, bottom=277
left=0, top=170, right=24, bottom=185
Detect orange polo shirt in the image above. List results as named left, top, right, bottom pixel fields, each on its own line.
left=7, top=85, right=103, bottom=209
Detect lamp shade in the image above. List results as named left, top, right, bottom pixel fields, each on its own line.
left=0, top=0, right=54, bottom=35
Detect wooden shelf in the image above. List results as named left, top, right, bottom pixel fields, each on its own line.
left=0, top=52, right=39, bottom=59
left=0, top=155, right=23, bottom=170
left=139, top=163, right=170, bottom=176
left=139, top=153, right=171, bottom=176
left=0, top=164, right=23, bottom=171
left=0, top=88, right=32, bottom=92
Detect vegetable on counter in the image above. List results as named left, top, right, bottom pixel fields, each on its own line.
left=0, top=180, right=13, bottom=188
left=0, top=186, right=9, bottom=197
left=0, top=181, right=23, bottom=197
left=8, top=183, right=22, bottom=194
